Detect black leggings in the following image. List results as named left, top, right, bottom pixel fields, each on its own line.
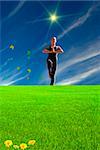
left=47, top=58, right=57, bottom=85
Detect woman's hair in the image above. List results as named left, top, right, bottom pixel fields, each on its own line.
left=51, top=36, right=57, bottom=40
left=51, top=37, right=57, bottom=43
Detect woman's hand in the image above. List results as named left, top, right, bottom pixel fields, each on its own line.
left=51, top=47, right=55, bottom=52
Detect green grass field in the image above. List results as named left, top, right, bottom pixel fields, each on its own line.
left=0, top=86, right=100, bottom=150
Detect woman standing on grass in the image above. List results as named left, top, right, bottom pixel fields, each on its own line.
left=42, top=37, right=64, bottom=85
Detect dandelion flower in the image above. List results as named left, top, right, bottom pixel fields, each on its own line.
left=20, top=143, right=27, bottom=150
left=4, top=140, right=13, bottom=148
left=28, top=140, right=36, bottom=145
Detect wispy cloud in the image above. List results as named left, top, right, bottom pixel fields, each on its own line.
left=58, top=50, right=100, bottom=74
left=3, top=1, right=25, bottom=22
left=58, top=3, right=100, bottom=39
left=0, top=45, right=9, bottom=53
left=1, top=74, right=28, bottom=86
left=57, top=67, right=100, bottom=85
left=58, top=38, right=100, bottom=74
left=0, top=58, right=13, bottom=69
left=0, top=69, right=23, bottom=83
left=0, top=57, right=32, bottom=85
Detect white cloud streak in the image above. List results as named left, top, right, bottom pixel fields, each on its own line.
left=3, top=1, right=25, bottom=22
left=58, top=3, right=100, bottom=39
left=1, top=74, right=28, bottom=86
left=58, top=50, right=100, bottom=74
left=57, top=67, right=100, bottom=85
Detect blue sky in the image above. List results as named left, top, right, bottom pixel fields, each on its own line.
left=0, top=0, right=100, bottom=85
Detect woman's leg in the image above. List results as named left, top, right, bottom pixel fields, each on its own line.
left=47, top=59, right=53, bottom=78
left=50, top=60, right=56, bottom=85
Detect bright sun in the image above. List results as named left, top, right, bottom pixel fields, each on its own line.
left=50, top=14, right=58, bottom=22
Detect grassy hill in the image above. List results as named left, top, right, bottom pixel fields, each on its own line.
left=0, top=86, right=100, bottom=150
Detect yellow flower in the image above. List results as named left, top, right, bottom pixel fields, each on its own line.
left=4, top=140, right=13, bottom=148
left=13, top=145, right=19, bottom=149
left=27, top=68, right=31, bottom=73
left=20, top=143, right=27, bottom=150
left=9, top=44, right=14, bottom=50
left=28, top=140, right=36, bottom=145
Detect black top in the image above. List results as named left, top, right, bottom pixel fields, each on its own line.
left=46, top=46, right=58, bottom=60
